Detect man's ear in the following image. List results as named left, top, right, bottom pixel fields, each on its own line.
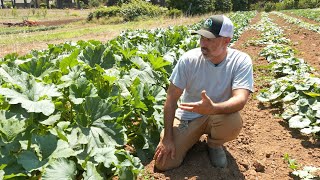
left=224, top=37, right=231, bottom=45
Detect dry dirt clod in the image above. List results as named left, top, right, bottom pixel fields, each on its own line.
left=253, top=160, right=265, bottom=172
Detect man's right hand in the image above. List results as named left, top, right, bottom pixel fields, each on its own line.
left=153, top=138, right=176, bottom=167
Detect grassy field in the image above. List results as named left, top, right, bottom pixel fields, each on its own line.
left=0, top=9, right=206, bottom=57
left=0, top=8, right=92, bottom=22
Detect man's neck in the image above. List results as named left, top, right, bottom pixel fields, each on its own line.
left=209, top=50, right=228, bottom=65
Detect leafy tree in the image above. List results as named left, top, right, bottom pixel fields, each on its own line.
left=150, top=0, right=165, bottom=6
left=107, top=0, right=129, bottom=6
left=215, top=0, right=232, bottom=12
left=232, top=0, right=249, bottom=11
left=166, top=0, right=215, bottom=15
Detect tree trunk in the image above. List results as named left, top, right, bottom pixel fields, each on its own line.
left=46, top=0, right=49, bottom=8
left=1, top=0, right=4, bottom=9
left=76, top=0, right=80, bottom=9
left=107, top=0, right=117, bottom=6
left=11, top=0, right=15, bottom=8
left=34, top=0, right=38, bottom=8
left=56, top=0, right=63, bottom=8
left=23, top=0, right=27, bottom=8
left=150, top=0, right=165, bottom=6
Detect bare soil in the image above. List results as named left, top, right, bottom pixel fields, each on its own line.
left=37, top=18, right=85, bottom=26
left=1, top=13, right=320, bottom=179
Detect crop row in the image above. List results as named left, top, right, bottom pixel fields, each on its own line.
left=273, top=11, right=320, bottom=34
left=252, top=12, right=319, bottom=179
left=284, top=8, right=320, bottom=22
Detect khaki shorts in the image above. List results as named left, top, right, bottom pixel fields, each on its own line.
left=155, top=112, right=243, bottom=171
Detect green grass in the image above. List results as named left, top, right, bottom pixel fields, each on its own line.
left=0, top=15, right=205, bottom=45
left=0, top=9, right=207, bottom=57
left=0, top=9, right=92, bottom=21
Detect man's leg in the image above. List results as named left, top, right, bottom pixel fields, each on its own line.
left=204, top=112, right=243, bottom=167
left=155, top=116, right=208, bottom=171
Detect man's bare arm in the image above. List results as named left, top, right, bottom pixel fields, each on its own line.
left=179, top=89, right=250, bottom=115
left=154, top=83, right=183, bottom=165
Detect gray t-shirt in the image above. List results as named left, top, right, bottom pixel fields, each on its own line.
left=169, top=47, right=254, bottom=120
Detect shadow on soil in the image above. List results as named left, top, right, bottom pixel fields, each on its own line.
left=155, top=141, right=245, bottom=179
left=258, top=102, right=320, bottom=148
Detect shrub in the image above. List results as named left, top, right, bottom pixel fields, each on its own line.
left=89, top=0, right=101, bottom=8
left=166, top=8, right=183, bottom=18
left=215, top=0, right=232, bottom=12
left=87, top=6, right=121, bottom=21
left=87, top=0, right=167, bottom=22
left=232, top=0, right=249, bottom=11
left=166, top=0, right=215, bottom=15
left=298, top=0, right=320, bottom=9
left=120, top=0, right=166, bottom=21
left=281, top=0, right=295, bottom=9
left=39, top=3, right=47, bottom=8
left=264, top=2, right=276, bottom=12
left=5, top=2, right=12, bottom=8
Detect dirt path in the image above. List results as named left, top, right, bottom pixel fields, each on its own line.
left=270, top=13, right=320, bottom=73
left=142, top=12, right=320, bottom=179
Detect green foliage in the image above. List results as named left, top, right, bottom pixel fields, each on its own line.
left=281, top=0, right=296, bottom=9
left=39, top=3, right=47, bottom=8
left=249, top=1, right=264, bottom=11
left=89, top=0, right=102, bottom=7
left=87, top=0, right=167, bottom=22
left=87, top=6, right=121, bottom=21
left=120, top=0, right=167, bottom=21
left=232, top=0, right=249, bottom=11
left=264, top=1, right=276, bottom=12
left=298, top=0, right=320, bottom=9
left=215, top=0, right=232, bottom=12
left=166, top=8, right=183, bottom=18
left=166, top=0, right=215, bottom=15
left=4, top=2, right=12, bottom=8
left=283, top=153, right=299, bottom=170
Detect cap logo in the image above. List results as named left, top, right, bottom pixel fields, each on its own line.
left=204, top=19, right=213, bottom=28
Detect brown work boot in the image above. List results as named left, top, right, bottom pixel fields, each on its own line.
left=208, top=146, right=227, bottom=168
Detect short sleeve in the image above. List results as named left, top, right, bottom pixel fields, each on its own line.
left=232, top=56, right=254, bottom=92
left=169, top=58, right=189, bottom=90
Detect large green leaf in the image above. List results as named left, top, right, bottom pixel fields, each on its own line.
left=50, top=140, right=79, bottom=159
left=78, top=42, right=109, bottom=68
left=288, top=115, right=311, bottom=129
left=0, top=110, right=26, bottom=143
left=0, top=65, right=29, bottom=88
left=60, top=65, right=85, bottom=88
left=33, top=134, right=58, bottom=159
left=74, top=96, right=121, bottom=127
left=18, top=56, right=54, bottom=78
left=17, top=150, right=47, bottom=171
left=83, top=120, right=125, bottom=153
left=59, top=49, right=80, bottom=74
left=69, top=77, right=98, bottom=105
left=42, top=158, right=77, bottom=180
left=0, top=78, right=61, bottom=116
left=83, top=162, right=104, bottom=180
left=91, top=147, right=118, bottom=168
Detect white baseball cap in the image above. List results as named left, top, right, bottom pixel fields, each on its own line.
left=191, top=15, right=234, bottom=38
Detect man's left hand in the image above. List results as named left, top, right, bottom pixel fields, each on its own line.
left=179, top=90, right=215, bottom=115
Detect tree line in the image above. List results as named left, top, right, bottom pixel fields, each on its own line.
left=1, top=0, right=319, bottom=13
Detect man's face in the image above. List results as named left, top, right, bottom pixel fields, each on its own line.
left=200, top=36, right=229, bottom=61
